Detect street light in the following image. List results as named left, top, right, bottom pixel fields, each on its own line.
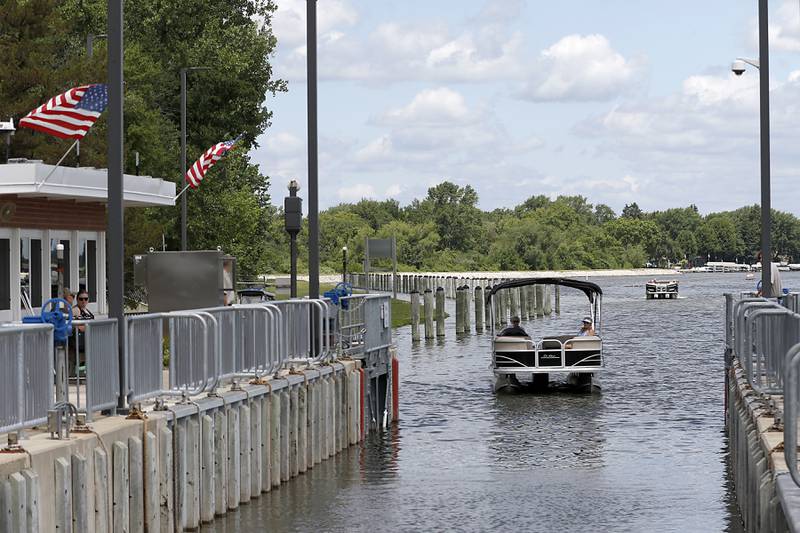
left=284, top=180, right=302, bottom=298
left=180, top=66, right=210, bottom=251
left=732, top=0, right=772, bottom=297
left=342, top=246, right=348, bottom=284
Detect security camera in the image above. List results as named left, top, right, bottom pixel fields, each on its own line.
left=731, top=59, right=746, bottom=76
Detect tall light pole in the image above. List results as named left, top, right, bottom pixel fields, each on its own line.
left=731, top=0, right=771, bottom=297
left=307, top=0, right=320, bottom=299
left=342, top=246, right=348, bottom=284
left=107, top=0, right=125, bottom=408
left=180, top=66, right=209, bottom=251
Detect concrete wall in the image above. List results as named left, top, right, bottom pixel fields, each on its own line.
left=0, top=361, right=368, bottom=533
left=727, top=361, right=794, bottom=533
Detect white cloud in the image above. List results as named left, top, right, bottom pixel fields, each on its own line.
left=575, top=69, right=800, bottom=211
left=385, top=184, right=402, bottom=197
left=752, top=0, right=800, bottom=51
left=519, top=34, right=642, bottom=102
left=337, top=183, right=376, bottom=201
left=272, top=0, right=358, bottom=48
left=378, top=88, right=473, bottom=126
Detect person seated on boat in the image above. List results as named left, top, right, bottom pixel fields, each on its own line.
left=498, top=316, right=529, bottom=337
left=577, top=316, right=595, bottom=337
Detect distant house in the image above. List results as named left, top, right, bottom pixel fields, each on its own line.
left=0, top=159, right=175, bottom=322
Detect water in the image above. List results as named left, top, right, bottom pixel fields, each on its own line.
left=207, top=273, right=798, bottom=533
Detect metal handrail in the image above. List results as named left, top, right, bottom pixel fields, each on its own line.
left=784, top=343, right=800, bottom=487
left=0, top=324, right=54, bottom=434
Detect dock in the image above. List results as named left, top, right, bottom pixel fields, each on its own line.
left=0, top=294, right=396, bottom=532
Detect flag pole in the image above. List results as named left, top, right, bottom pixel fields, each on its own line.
left=174, top=183, right=191, bottom=201
left=36, top=139, right=79, bottom=191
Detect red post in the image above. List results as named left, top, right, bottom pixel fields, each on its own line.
left=391, top=357, right=399, bottom=421
left=359, top=368, right=366, bottom=440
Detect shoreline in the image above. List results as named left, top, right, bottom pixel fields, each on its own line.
left=290, top=268, right=680, bottom=284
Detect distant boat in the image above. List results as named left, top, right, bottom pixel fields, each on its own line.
left=746, top=273, right=755, bottom=280
left=646, top=279, right=679, bottom=299
left=790, top=264, right=800, bottom=271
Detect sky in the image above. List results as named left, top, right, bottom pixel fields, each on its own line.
left=250, top=0, right=800, bottom=216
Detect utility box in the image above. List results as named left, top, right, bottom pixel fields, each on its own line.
left=134, top=250, right=236, bottom=312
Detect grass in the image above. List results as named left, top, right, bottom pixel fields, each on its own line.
left=270, top=280, right=413, bottom=329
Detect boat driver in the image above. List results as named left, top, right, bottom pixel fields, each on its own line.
left=499, top=316, right=529, bottom=337
left=578, top=316, right=595, bottom=337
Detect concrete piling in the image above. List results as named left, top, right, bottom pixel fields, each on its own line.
left=423, top=289, right=434, bottom=340
left=144, top=431, right=159, bottom=531
left=227, top=407, right=241, bottom=510
left=435, top=287, right=446, bottom=337
left=240, top=403, right=252, bottom=502
left=71, top=453, right=88, bottom=533
left=201, top=415, right=215, bottom=522
left=158, top=425, right=174, bottom=530
left=270, top=392, right=281, bottom=488
left=279, top=390, right=290, bottom=483
left=410, top=291, right=420, bottom=342
left=55, top=457, right=72, bottom=533
left=213, top=410, right=228, bottom=513
left=112, top=441, right=128, bottom=533
left=128, top=436, right=144, bottom=533
left=186, top=417, right=200, bottom=527
left=298, top=384, right=308, bottom=474
left=251, top=401, right=263, bottom=496
left=8, top=472, right=26, bottom=533
left=23, top=470, right=39, bottom=533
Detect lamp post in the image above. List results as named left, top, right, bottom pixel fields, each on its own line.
left=307, top=0, right=320, bottom=299
left=180, top=66, right=210, bottom=251
left=731, top=0, right=772, bottom=296
left=285, top=180, right=302, bottom=298
left=342, top=246, right=348, bottom=284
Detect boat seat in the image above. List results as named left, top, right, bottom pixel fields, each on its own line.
left=565, top=335, right=602, bottom=350
left=494, top=336, right=533, bottom=351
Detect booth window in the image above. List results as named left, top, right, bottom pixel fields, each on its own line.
left=79, top=239, right=98, bottom=302
left=30, top=239, right=42, bottom=306
left=0, top=238, right=9, bottom=310
left=50, top=239, right=70, bottom=298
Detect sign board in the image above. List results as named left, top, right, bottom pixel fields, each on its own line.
left=364, top=236, right=397, bottom=298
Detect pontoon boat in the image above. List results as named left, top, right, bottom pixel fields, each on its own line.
left=645, top=279, right=678, bottom=299
left=488, top=278, right=603, bottom=391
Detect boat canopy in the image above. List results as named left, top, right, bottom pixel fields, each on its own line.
left=487, top=278, right=603, bottom=303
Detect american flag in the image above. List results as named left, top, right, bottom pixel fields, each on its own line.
left=19, top=84, right=108, bottom=140
left=185, top=137, right=240, bottom=188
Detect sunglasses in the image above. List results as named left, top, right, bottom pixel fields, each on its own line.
left=78, top=297, right=89, bottom=301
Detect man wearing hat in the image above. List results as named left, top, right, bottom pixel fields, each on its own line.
left=578, top=316, right=595, bottom=336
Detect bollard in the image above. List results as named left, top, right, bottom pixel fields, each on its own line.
left=555, top=285, right=561, bottom=314
left=423, top=289, right=434, bottom=340
left=475, top=286, right=484, bottom=333
left=411, top=291, right=420, bottom=342
left=435, top=287, right=446, bottom=337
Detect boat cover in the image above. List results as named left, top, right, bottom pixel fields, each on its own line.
left=487, top=278, right=602, bottom=303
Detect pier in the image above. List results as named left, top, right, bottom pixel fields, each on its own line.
left=0, top=294, right=396, bottom=532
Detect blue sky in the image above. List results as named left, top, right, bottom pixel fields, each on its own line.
left=250, top=0, right=800, bottom=215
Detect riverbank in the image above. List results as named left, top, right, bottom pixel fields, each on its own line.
left=294, top=268, right=678, bottom=284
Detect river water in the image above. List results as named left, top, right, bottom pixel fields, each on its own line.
left=207, top=273, right=799, bottom=533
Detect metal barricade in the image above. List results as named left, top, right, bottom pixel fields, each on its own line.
left=126, top=311, right=220, bottom=403
left=271, top=299, right=334, bottom=362
left=747, top=308, right=800, bottom=394
left=69, top=319, right=119, bottom=421
left=0, top=324, right=54, bottom=434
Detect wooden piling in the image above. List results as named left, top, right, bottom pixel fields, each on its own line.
left=462, top=286, right=471, bottom=333
left=435, top=287, right=445, bottom=337
left=555, top=285, right=561, bottom=314
left=423, top=289, right=434, bottom=339
left=475, top=286, right=484, bottom=333
left=455, top=287, right=464, bottom=334
left=411, top=291, right=420, bottom=342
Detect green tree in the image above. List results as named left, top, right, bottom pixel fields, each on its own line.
left=407, top=181, right=482, bottom=252
left=621, top=202, right=643, bottom=219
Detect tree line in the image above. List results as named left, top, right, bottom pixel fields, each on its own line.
left=298, top=182, right=800, bottom=274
